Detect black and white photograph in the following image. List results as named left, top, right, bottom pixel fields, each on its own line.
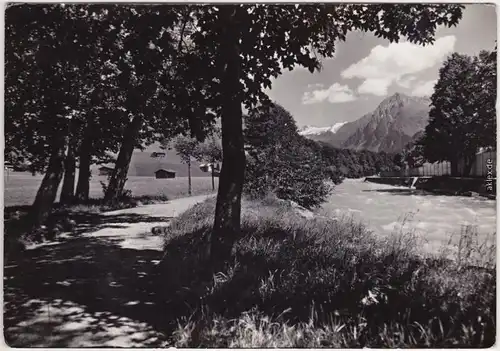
left=3, top=2, right=497, bottom=348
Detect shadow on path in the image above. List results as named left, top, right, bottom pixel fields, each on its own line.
left=52, top=211, right=174, bottom=237
left=4, top=211, right=174, bottom=347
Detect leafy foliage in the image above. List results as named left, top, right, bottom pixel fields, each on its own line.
left=394, top=132, right=426, bottom=170
left=5, top=4, right=204, bottom=172
left=173, top=135, right=200, bottom=165
left=187, top=4, right=464, bottom=115
left=173, top=134, right=201, bottom=196
left=244, top=104, right=335, bottom=209
left=421, top=49, right=496, bottom=175
left=196, top=133, right=223, bottom=166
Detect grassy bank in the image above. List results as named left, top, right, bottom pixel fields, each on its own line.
left=158, top=196, right=495, bottom=348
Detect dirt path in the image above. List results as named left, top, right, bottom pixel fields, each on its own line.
left=4, top=194, right=213, bottom=348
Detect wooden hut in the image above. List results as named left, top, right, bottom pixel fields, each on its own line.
left=155, top=168, right=176, bottom=179
left=98, top=166, right=114, bottom=176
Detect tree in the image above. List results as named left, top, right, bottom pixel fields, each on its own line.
left=5, top=4, right=102, bottom=228
left=102, top=5, right=192, bottom=203
left=421, top=49, right=496, bottom=176
left=59, top=114, right=79, bottom=204
left=174, top=135, right=200, bottom=196
left=401, top=133, right=426, bottom=169
left=183, top=4, right=464, bottom=262
left=474, top=49, right=497, bottom=149
left=6, top=4, right=201, bottom=228
left=101, top=5, right=220, bottom=203
left=6, top=4, right=138, bottom=228
left=197, top=134, right=223, bottom=190
left=406, top=144, right=425, bottom=169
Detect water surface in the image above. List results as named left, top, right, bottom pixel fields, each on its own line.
left=320, top=179, right=496, bottom=255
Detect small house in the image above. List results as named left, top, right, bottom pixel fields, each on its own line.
left=99, top=166, right=114, bottom=176
left=155, top=168, right=176, bottom=179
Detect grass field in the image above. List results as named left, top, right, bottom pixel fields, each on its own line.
left=3, top=173, right=218, bottom=207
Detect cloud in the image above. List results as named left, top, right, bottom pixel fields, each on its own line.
left=307, top=83, right=325, bottom=89
left=411, top=80, right=437, bottom=97
left=302, top=83, right=357, bottom=104
left=396, top=75, right=417, bottom=89
left=357, top=79, right=392, bottom=97
left=341, top=35, right=456, bottom=96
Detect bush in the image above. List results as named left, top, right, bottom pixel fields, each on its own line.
left=158, top=197, right=496, bottom=348
left=243, top=104, right=334, bottom=209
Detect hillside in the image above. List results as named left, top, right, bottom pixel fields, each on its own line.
left=303, top=93, right=431, bottom=153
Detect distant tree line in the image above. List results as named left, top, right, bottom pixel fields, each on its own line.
left=308, top=141, right=399, bottom=179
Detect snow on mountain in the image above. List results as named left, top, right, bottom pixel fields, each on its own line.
left=299, top=122, right=348, bottom=136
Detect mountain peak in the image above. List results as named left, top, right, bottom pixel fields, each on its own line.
left=301, top=92, right=431, bottom=153
left=385, top=92, right=408, bottom=102
left=379, top=92, right=431, bottom=107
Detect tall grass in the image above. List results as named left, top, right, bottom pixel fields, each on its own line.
left=158, top=196, right=496, bottom=348
left=440, top=224, right=496, bottom=271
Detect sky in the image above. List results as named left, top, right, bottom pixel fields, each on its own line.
left=266, top=4, right=497, bottom=129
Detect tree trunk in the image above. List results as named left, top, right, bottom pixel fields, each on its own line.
left=188, top=160, right=192, bottom=196
left=104, top=115, right=143, bottom=203
left=463, top=154, right=475, bottom=177
left=75, top=151, right=91, bottom=202
left=60, top=141, right=76, bottom=204
left=450, top=157, right=459, bottom=177
left=29, top=137, right=66, bottom=230
left=210, top=7, right=245, bottom=264
left=75, top=119, right=94, bottom=202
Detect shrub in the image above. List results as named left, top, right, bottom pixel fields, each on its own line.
left=243, top=104, right=334, bottom=209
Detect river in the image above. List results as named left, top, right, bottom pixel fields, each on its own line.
left=319, top=179, right=496, bottom=256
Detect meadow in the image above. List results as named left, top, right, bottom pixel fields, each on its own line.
left=4, top=173, right=218, bottom=207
